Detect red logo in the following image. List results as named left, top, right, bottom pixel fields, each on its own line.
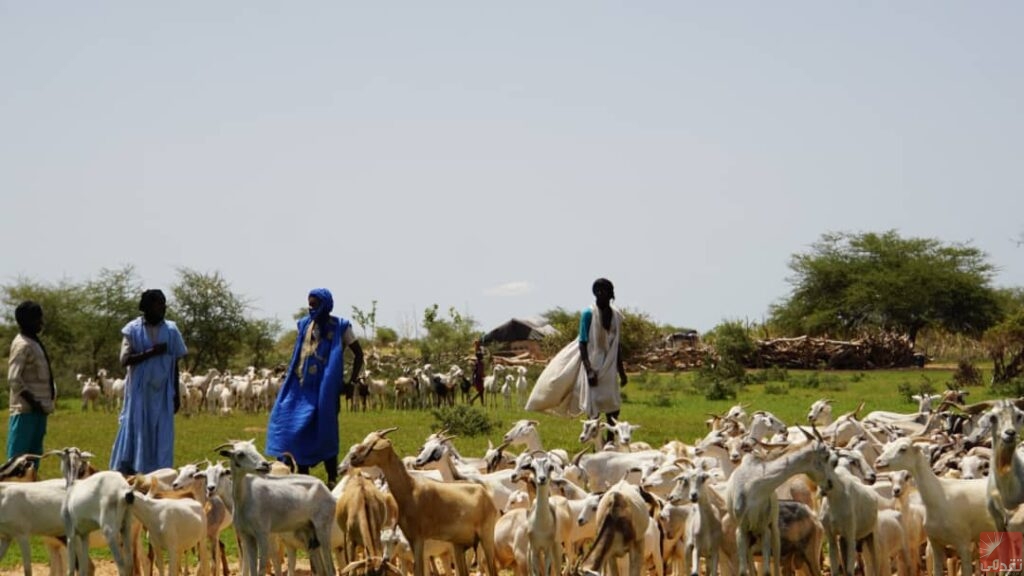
left=980, top=532, right=1024, bottom=573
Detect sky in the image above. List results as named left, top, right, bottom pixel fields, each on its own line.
left=2, top=2, right=1022, bottom=338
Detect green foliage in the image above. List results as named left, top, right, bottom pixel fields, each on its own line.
left=351, top=300, right=378, bottom=342
left=770, top=230, right=1001, bottom=343
left=431, top=405, right=496, bottom=437
left=540, top=307, right=581, bottom=357
left=418, top=304, right=477, bottom=364
left=952, top=359, right=984, bottom=388
left=764, top=382, right=789, bottom=395
left=618, top=308, right=664, bottom=363
left=984, top=309, right=1024, bottom=384
left=749, top=366, right=790, bottom=383
left=692, top=378, right=737, bottom=401
left=376, top=326, right=399, bottom=347
left=897, top=375, right=936, bottom=404
left=171, top=268, right=250, bottom=371
left=991, top=377, right=1024, bottom=398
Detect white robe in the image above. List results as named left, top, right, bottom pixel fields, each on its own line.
left=525, top=305, right=622, bottom=418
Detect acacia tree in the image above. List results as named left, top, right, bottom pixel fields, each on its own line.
left=79, top=265, right=142, bottom=373
left=770, top=231, right=1002, bottom=344
left=170, top=268, right=249, bottom=371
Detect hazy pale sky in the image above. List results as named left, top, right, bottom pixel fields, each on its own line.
left=2, top=2, right=1022, bottom=337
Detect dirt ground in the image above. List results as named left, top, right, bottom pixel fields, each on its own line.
left=0, top=559, right=317, bottom=576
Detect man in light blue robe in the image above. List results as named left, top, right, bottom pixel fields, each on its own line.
left=266, top=288, right=363, bottom=488
left=109, top=289, right=187, bottom=475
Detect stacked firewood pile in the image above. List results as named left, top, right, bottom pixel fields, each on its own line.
left=632, top=333, right=917, bottom=371
left=749, top=333, right=916, bottom=369
left=632, top=345, right=710, bottom=372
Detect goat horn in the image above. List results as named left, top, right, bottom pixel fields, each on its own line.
left=527, top=420, right=539, bottom=427
left=853, top=401, right=865, bottom=419
left=797, top=426, right=815, bottom=442
left=572, top=444, right=593, bottom=466
left=212, top=442, right=234, bottom=453
left=378, top=427, right=399, bottom=437
left=673, top=457, right=694, bottom=468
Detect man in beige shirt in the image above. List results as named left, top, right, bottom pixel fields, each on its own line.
left=7, top=301, right=56, bottom=461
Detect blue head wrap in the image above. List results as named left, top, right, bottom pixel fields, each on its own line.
left=308, top=288, right=334, bottom=322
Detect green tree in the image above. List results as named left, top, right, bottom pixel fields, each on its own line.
left=79, top=265, right=142, bottom=374
left=418, top=304, right=477, bottom=364
left=170, top=268, right=250, bottom=371
left=238, top=317, right=285, bottom=369
left=985, top=310, right=1024, bottom=384
left=1, top=277, right=90, bottom=395
left=770, top=231, right=1001, bottom=343
left=540, top=306, right=663, bottom=363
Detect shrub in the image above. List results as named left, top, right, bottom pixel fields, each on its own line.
left=991, top=377, right=1024, bottom=398
left=953, top=359, right=984, bottom=388
left=431, top=405, right=495, bottom=437
left=692, top=378, right=737, bottom=401
left=764, top=382, right=789, bottom=395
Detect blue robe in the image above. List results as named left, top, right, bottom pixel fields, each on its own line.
left=266, top=315, right=349, bottom=465
left=109, top=318, right=187, bottom=474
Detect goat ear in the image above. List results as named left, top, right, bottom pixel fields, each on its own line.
left=81, top=451, right=95, bottom=460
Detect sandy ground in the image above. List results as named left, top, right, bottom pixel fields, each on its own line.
left=0, top=559, right=316, bottom=576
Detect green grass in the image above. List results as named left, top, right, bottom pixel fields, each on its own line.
left=0, top=366, right=998, bottom=567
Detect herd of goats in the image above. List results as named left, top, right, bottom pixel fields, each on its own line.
left=76, top=362, right=534, bottom=415
left=5, top=375, right=1024, bottom=576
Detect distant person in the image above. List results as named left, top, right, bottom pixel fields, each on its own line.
left=578, top=278, right=628, bottom=441
left=470, top=339, right=486, bottom=405
left=7, top=301, right=56, bottom=464
left=110, top=289, right=187, bottom=475
left=266, top=288, right=363, bottom=488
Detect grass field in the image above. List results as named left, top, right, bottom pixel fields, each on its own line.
left=0, top=365, right=998, bottom=568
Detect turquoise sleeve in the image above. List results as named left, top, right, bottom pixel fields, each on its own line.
left=578, top=308, right=592, bottom=343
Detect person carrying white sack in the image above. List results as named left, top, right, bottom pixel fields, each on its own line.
left=526, top=278, right=628, bottom=442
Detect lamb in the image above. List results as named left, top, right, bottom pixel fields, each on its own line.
left=874, top=437, right=995, bottom=576
left=129, top=487, right=210, bottom=576
left=214, top=439, right=336, bottom=576
left=346, top=427, right=499, bottom=576
left=669, top=469, right=723, bottom=576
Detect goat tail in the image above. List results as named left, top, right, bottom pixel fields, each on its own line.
left=582, top=512, right=614, bottom=572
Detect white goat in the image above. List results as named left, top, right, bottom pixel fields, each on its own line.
left=214, top=440, right=336, bottom=576
left=129, top=488, right=210, bottom=576
left=874, top=437, right=995, bottom=576
left=53, top=447, right=136, bottom=576
left=669, top=469, right=723, bottom=576
left=724, top=431, right=832, bottom=576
